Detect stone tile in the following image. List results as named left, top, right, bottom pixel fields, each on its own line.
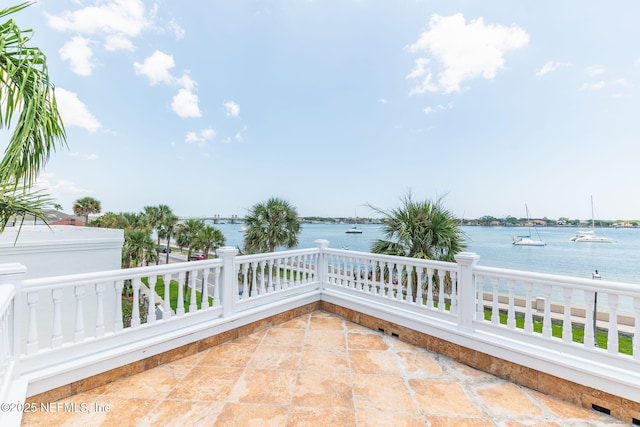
left=275, top=316, right=309, bottom=329
left=530, top=389, right=614, bottom=421
left=261, top=327, right=306, bottom=346
left=227, top=369, right=297, bottom=405
left=168, top=348, right=209, bottom=366
left=214, top=403, right=289, bottom=426
left=299, top=348, right=350, bottom=373
left=291, top=371, right=353, bottom=409
left=85, top=364, right=192, bottom=399
left=347, top=332, right=388, bottom=350
left=197, top=342, right=257, bottom=367
left=409, top=379, right=483, bottom=416
left=167, top=366, right=243, bottom=401
left=288, top=407, right=356, bottom=426
left=248, top=345, right=301, bottom=370
left=308, top=315, right=345, bottom=330
left=388, top=336, right=423, bottom=352
left=83, top=395, right=158, bottom=427
left=304, top=329, right=347, bottom=349
left=475, top=352, right=538, bottom=389
left=232, top=329, right=267, bottom=344
left=396, top=351, right=443, bottom=376
left=349, top=350, right=401, bottom=375
left=344, top=320, right=370, bottom=331
left=139, top=400, right=225, bottom=426
left=425, top=416, right=495, bottom=426
left=352, top=374, right=417, bottom=412
left=356, top=410, right=426, bottom=426
left=476, top=382, right=543, bottom=417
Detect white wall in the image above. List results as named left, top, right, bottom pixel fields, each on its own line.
left=0, top=225, right=124, bottom=352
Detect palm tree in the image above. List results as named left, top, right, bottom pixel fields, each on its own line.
left=197, top=224, right=225, bottom=259
left=73, top=196, right=102, bottom=225
left=158, top=213, right=179, bottom=265
left=0, top=2, right=67, bottom=231
left=369, top=193, right=466, bottom=262
left=244, top=197, right=301, bottom=253
left=122, top=229, right=157, bottom=268
left=175, top=219, right=205, bottom=260
left=143, top=204, right=174, bottom=264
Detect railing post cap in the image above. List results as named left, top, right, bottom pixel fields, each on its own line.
left=216, top=246, right=239, bottom=257
left=0, top=263, right=27, bottom=276
left=454, top=252, right=480, bottom=264
left=314, top=239, right=330, bottom=249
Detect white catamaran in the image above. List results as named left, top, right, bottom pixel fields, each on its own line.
left=512, top=204, right=546, bottom=246
left=570, top=196, right=612, bottom=243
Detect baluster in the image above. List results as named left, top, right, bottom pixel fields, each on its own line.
left=258, top=261, right=267, bottom=294
left=490, top=277, right=499, bottom=323
left=176, top=272, right=185, bottom=316
left=607, top=294, right=619, bottom=354
left=299, top=255, right=306, bottom=285
left=51, top=288, right=63, bottom=348
left=114, top=280, right=124, bottom=331
left=406, top=265, right=414, bottom=303
left=201, top=268, right=210, bottom=309
left=94, top=283, right=105, bottom=336
left=584, top=290, right=596, bottom=348
left=507, top=279, right=516, bottom=329
left=74, top=285, right=85, bottom=342
left=187, top=269, right=197, bottom=312
left=416, top=267, right=424, bottom=305
left=0, top=311, right=7, bottom=377
left=265, top=260, right=272, bottom=292
left=562, top=287, right=573, bottom=342
left=294, top=256, right=301, bottom=286
left=396, top=264, right=404, bottom=301
left=425, top=268, right=434, bottom=308
left=476, top=275, right=485, bottom=321
left=162, top=274, right=172, bottom=319
left=382, top=261, right=390, bottom=297
left=284, top=256, right=292, bottom=288
left=524, top=282, right=533, bottom=333
left=146, top=277, right=156, bottom=324
left=542, top=285, right=552, bottom=338
left=241, top=263, right=249, bottom=298
left=437, top=270, right=446, bottom=311
left=26, top=292, right=39, bottom=354
left=131, top=278, right=141, bottom=327
left=274, top=258, right=282, bottom=291
left=250, top=262, right=258, bottom=296
left=213, top=266, right=221, bottom=306
left=449, top=271, right=458, bottom=314
left=332, top=255, right=339, bottom=286
left=633, top=297, right=640, bottom=360
left=363, top=261, right=371, bottom=294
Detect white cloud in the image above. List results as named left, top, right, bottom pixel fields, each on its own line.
left=423, top=103, right=453, bottom=114
left=234, top=126, right=248, bottom=142
left=184, top=127, right=215, bottom=147
left=172, top=89, right=202, bottom=118
left=580, top=79, right=629, bottom=91
left=585, top=64, right=605, bottom=77
left=169, top=19, right=185, bottom=39
left=377, top=98, right=388, bottom=104
left=55, top=88, right=102, bottom=132
left=407, top=14, right=529, bottom=94
left=536, top=61, right=572, bottom=77
left=176, top=73, right=196, bottom=91
left=36, top=172, right=87, bottom=196
left=70, top=152, right=99, bottom=160
left=59, top=36, right=94, bottom=76
left=134, top=50, right=175, bottom=85
left=46, top=0, right=149, bottom=38
left=104, top=34, right=135, bottom=52
left=223, top=101, right=240, bottom=117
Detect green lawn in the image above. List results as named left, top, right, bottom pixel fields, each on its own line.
left=143, top=276, right=213, bottom=313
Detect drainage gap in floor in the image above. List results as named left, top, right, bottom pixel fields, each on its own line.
left=391, top=333, right=399, bottom=338
left=591, top=404, right=611, bottom=416
left=631, top=418, right=639, bottom=425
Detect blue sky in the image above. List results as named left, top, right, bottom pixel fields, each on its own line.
left=4, top=1, right=640, bottom=220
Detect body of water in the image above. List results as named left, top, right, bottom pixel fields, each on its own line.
left=211, top=222, right=640, bottom=285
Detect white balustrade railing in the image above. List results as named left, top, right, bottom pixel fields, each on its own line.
left=0, top=285, right=15, bottom=399
left=0, top=241, right=638, bottom=408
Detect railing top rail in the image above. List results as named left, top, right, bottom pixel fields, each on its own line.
left=324, top=248, right=457, bottom=270
left=475, top=265, right=640, bottom=295
left=22, top=258, right=224, bottom=291
left=237, top=248, right=320, bottom=263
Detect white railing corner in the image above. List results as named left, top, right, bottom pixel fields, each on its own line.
left=454, top=252, right=480, bottom=332
left=216, top=246, right=239, bottom=317
left=314, top=239, right=329, bottom=288
left=0, top=264, right=26, bottom=380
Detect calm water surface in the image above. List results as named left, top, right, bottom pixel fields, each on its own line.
left=213, top=223, right=640, bottom=285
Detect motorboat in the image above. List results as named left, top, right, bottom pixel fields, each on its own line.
left=345, top=226, right=363, bottom=234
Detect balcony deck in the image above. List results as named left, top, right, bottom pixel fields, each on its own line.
left=21, top=311, right=621, bottom=426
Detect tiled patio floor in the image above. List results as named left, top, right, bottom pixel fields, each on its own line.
left=22, top=311, right=627, bottom=426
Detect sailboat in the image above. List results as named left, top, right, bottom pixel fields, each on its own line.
left=346, top=210, right=363, bottom=234
left=570, top=196, right=612, bottom=243
left=512, top=204, right=546, bottom=246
